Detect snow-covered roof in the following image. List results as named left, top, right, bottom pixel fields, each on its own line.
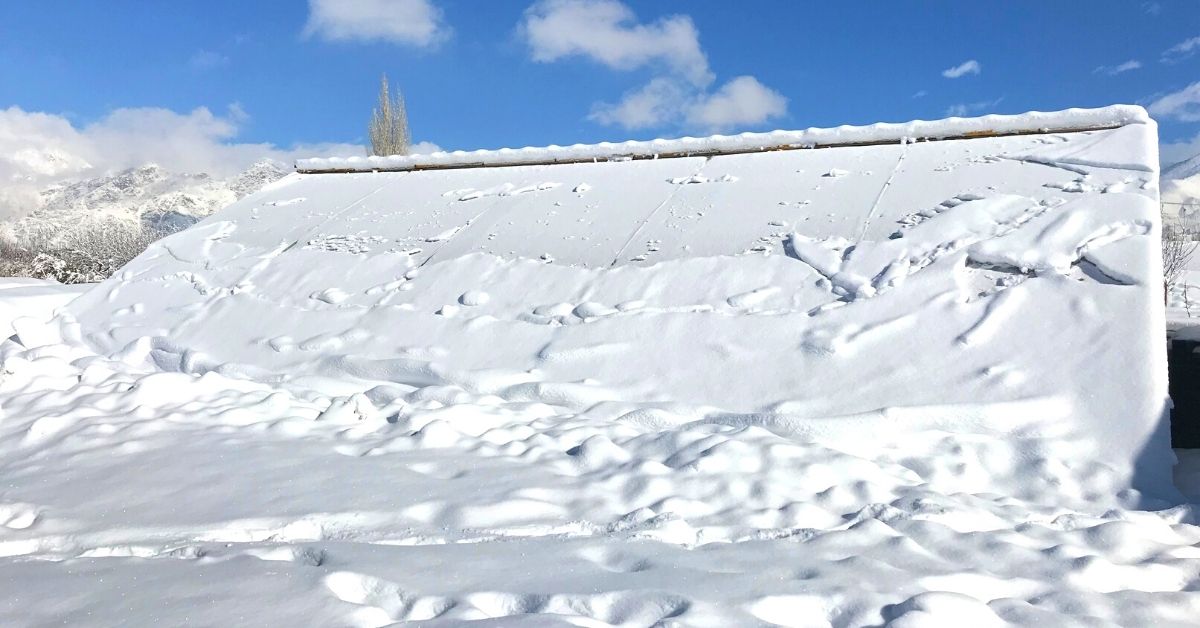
left=297, top=105, right=1150, bottom=173
left=67, top=105, right=1171, bottom=496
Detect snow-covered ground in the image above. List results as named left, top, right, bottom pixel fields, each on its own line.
left=2, top=107, right=1197, bottom=626
left=0, top=278, right=90, bottom=338
left=2, top=282, right=1198, bottom=626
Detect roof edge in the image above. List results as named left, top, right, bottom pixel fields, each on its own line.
left=296, top=105, right=1149, bottom=174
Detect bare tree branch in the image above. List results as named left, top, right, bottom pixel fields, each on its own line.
left=1164, top=209, right=1198, bottom=303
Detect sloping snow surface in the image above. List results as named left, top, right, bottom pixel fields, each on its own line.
left=1, top=107, right=1195, bottom=626
left=0, top=278, right=88, bottom=338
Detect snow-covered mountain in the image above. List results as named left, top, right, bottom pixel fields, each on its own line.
left=1163, top=153, right=1200, bottom=216
left=3, top=159, right=289, bottom=237
left=1165, top=152, right=1200, bottom=182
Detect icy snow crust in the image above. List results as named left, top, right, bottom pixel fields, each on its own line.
left=2, top=107, right=1194, bottom=626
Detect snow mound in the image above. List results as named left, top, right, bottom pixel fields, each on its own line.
left=67, top=106, right=1169, bottom=494
left=0, top=106, right=1185, bottom=626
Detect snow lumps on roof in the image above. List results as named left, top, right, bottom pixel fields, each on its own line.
left=296, top=105, right=1152, bottom=173
left=65, top=105, right=1172, bottom=497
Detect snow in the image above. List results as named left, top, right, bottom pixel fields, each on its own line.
left=297, top=105, right=1149, bottom=172
left=0, top=106, right=1194, bottom=626
left=0, top=278, right=88, bottom=337
left=1161, top=150, right=1200, bottom=226
left=0, top=160, right=288, bottom=239
left=1163, top=155, right=1200, bottom=224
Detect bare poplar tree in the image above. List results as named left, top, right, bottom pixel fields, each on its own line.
left=369, top=74, right=411, bottom=156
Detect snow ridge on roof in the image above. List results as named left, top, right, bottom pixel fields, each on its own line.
left=297, top=105, right=1150, bottom=173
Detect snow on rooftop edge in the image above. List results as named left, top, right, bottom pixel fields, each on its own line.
left=296, top=105, right=1151, bottom=172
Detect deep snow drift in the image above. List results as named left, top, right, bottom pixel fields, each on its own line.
left=1, top=106, right=1195, bottom=627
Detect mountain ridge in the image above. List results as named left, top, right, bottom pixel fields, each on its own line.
left=3, top=159, right=290, bottom=238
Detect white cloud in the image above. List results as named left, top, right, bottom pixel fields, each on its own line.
left=588, top=77, right=687, bottom=129
left=1148, top=81, right=1200, bottom=122
left=0, top=105, right=406, bottom=221
left=945, top=98, right=1003, bottom=117
left=303, top=0, right=448, bottom=47
left=589, top=76, right=787, bottom=132
left=686, top=76, right=788, bottom=131
left=521, top=0, right=711, bottom=85
left=1163, top=35, right=1200, bottom=63
left=522, top=0, right=785, bottom=132
left=410, top=140, right=442, bottom=154
left=1144, top=1, right=1162, bottom=15
left=189, top=50, right=229, bottom=70
left=1094, top=60, right=1141, bottom=76
left=590, top=75, right=787, bottom=131
left=941, top=60, right=981, bottom=79
left=912, top=90, right=928, bottom=99
left=1162, top=131, right=1200, bottom=168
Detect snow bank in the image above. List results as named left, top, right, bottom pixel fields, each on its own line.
left=297, top=105, right=1150, bottom=172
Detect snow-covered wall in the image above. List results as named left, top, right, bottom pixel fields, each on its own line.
left=64, top=106, right=1172, bottom=498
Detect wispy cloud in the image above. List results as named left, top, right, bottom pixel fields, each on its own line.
left=1143, top=2, right=1162, bottom=15
left=1094, top=60, right=1141, bottom=76
left=945, top=97, right=1003, bottom=117
left=588, top=75, right=787, bottom=132
left=912, top=90, right=927, bottom=99
left=941, top=59, right=981, bottom=79
left=189, top=50, right=229, bottom=70
left=1149, top=81, right=1200, bottom=122
left=303, top=0, right=449, bottom=48
left=522, top=0, right=786, bottom=132
left=1163, top=35, right=1200, bottom=63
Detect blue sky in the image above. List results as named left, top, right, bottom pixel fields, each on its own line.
left=1, top=0, right=1199, bottom=167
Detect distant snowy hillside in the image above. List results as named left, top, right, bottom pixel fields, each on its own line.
left=1165, top=153, right=1200, bottom=182
left=1162, top=153, right=1200, bottom=220
left=2, top=159, right=288, bottom=238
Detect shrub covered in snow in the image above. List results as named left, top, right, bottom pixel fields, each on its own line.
left=0, top=218, right=172, bottom=284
